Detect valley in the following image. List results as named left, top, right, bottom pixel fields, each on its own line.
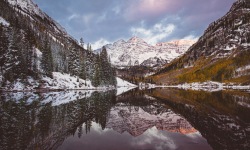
left=1, top=0, right=249, bottom=90
left=0, top=0, right=250, bottom=149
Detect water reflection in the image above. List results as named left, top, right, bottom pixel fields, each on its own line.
left=0, top=88, right=249, bottom=150
left=106, top=100, right=197, bottom=136
left=0, top=91, right=116, bottom=150
left=151, top=88, right=250, bottom=150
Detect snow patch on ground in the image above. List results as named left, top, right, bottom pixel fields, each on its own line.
left=144, top=72, right=155, bottom=77
left=2, top=74, right=138, bottom=92
left=116, top=77, right=137, bottom=87
left=42, top=72, right=95, bottom=90
left=2, top=72, right=115, bottom=91
left=116, top=77, right=137, bottom=96
left=235, top=64, right=250, bottom=78
left=224, top=45, right=236, bottom=51
left=236, top=65, right=250, bottom=72
left=0, top=16, right=10, bottom=26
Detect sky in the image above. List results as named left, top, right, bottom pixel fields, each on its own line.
left=34, top=0, right=236, bottom=49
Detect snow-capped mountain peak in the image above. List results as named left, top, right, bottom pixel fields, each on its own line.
left=96, top=37, right=196, bottom=68
left=114, top=39, right=126, bottom=46
left=128, top=36, right=147, bottom=44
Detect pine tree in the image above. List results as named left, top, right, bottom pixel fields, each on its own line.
left=0, top=25, right=8, bottom=74
left=99, top=46, right=108, bottom=85
left=5, top=27, right=24, bottom=81
left=24, top=27, right=36, bottom=76
left=89, top=44, right=92, bottom=51
left=79, top=50, right=87, bottom=84
left=80, top=38, right=84, bottom=48
left=99, top=46, right=116, bottom=86
left=41, top=37, right=53, bottom=78
left=68, top=44, right=80, bottom=76
left=87, top=43, right=90, bottom=51
left=92, top=55, right=100, bottom=87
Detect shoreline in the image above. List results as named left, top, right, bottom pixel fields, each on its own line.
left=0, top=86, right=138, bottom=93
left=0, top=87, right=117, bottom=93
left=154, top=82, right=250, bottom=91
left=139, top=81, right=250, bottom=91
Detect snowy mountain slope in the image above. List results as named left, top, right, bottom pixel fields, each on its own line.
left=8, top=0, right=44, bottom=17
left=7, top=0, right=67, bottom=34
left=96, top=37, right=196, bottom=68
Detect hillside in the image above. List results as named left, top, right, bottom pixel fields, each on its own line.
left=0, top=0, right=116, bottom=90
left=153, top=0, right=250, bottom=85
left=95, top=37, right=196, bottom=68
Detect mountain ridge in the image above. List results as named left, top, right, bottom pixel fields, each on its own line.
left=96, top=36, right=196, bottom=68
left=152, top=0, right=250, bottom=85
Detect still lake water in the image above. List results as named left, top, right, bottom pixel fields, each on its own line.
left=0, top=88, right=249, bottom=150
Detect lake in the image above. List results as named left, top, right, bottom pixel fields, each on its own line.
left=0, top=88, right=249, bottom=150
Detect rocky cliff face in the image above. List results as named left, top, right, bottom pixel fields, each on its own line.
left=185, top=0, right=250, bottom=62
left=96, top=37, right=196, bottom=68
left=154, top=0, right=250, bottom=84
left=6, top=0, right=68, bottom=37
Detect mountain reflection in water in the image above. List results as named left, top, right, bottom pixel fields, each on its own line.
left=0, top=88, right=249, bottom=150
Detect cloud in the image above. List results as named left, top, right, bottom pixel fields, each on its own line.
left=112, top=6, right=121, bottom=15
left=34, top=0, right=235, bottom=47
left=67, top=13, right=80, bottom=21
left=131, top=22, right=175, bottom=45
left=130, top=127, right=177, bottom=150
left=92, top=38, right=111, bottom=50
left=125, top=0, right=172, bottom=21
left=183, top=35, right=199, bottom=41
left=82, top=13, right=95, bottom=26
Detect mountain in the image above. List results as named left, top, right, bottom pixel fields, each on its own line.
left=7, top=0, right=67, bottom=36
left=153, top=0, right=250, bottom=85
left=96, top=37, right=196, bottom=68
left=0, top=0, right=116, bottom=90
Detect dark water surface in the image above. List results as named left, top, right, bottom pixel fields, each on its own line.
left=0, top=88, right=249, bottom=150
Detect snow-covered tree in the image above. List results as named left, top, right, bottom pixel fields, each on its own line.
left=80, top=37, right=84, bottom=48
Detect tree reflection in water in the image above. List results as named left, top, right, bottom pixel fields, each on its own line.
left=0, top=88, right=249, bottom=150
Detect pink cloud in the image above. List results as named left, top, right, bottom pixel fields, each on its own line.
left=125, top=0, right=175, bottom=21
